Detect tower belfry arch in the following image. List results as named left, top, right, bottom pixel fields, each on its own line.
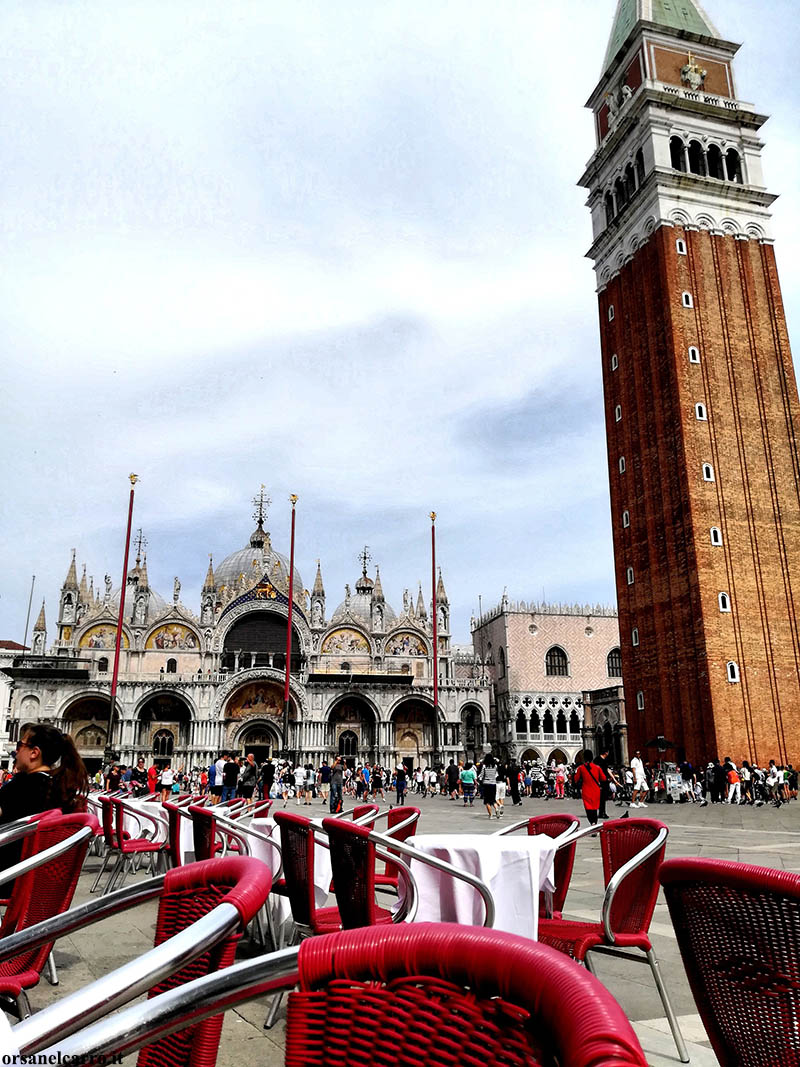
left=582, top=0, right=800, bottom=765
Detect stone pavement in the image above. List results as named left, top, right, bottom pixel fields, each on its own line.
left=14, top=794, right=800, bottom=1065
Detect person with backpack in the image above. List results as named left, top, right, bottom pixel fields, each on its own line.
left=573, top=749, right=607, bottom=825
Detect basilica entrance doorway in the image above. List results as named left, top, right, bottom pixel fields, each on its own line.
left=62, top=696, right=110, bottom=773
left=328, top=697, right=376, bottom=766
left=136, top=694, right=192, bottom=768
left=235, top=721, right=281, bottom=764
left=391, top=699, right=436, bottom=772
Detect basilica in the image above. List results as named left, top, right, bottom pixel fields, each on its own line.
left=5, top=500, right=491, bottom=773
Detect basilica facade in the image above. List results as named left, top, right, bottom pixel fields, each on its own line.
left=4, top=508, right=491, bottom=773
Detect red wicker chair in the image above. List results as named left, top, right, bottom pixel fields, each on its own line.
left=0, top=812, right=98, bottom=1017
left=102, top=797, right=165, bottom=894
left=7, top=856, right=271, bottom=1061
left=320, top=817, right=411, bottom=930
left=370, top=805, right=420, bottom=893
left=162, top=801, right=192, bottom=869
left=36, top=924, right=650, bottom=1066
left=660, top=857, right=800, bottom=1067
left=496, top=812, right=581, bottom=917
left=538, top=817, right=687, bottom=1063
left=272, top=810, right=339, bottom=937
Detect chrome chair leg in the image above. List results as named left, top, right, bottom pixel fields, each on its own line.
left=646, top=948, right=689, bottom=1063
left=90, top=849, right=114, bottom=894
left=16, top=990, right=31, bottom=1020
left=44, top=951, right=59, bottom=986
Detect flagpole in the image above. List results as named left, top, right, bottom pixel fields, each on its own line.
left=21, top=575, right=35, bottom=660
left=107, top=474, right=138, bottom=762
left=282, top=495, right=298, bottom=760
left=430, top=511, right=440, bottom=765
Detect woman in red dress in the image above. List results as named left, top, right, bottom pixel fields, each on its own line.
left=573, top=750, right=607, bottom=825
left=147, top=763, right=159, bottom=795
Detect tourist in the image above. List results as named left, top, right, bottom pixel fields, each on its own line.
left=329, top=757, right=344, bottom=813
left=131, top=758, right=148, bottom=798
left=238, top=753, right=258, bottom=806
left=595, top=748, right=618, bottom=819
left=445, top=759, right=459, bottom=800
left=0, top=724, right=89, bottom=885
left=221, top=755, right=239, bottom=803
left=395, top=765, right=408, bottom=806
left=573, top=749, right=607, bottom=825
left=159, top=764, right=174, bottom=802
left=318, top=760, right=330, bottom=804
left=459, top=761, right=477, bottom=806
left=478, top=754, right=501, bottom=819
left=630, top=750, right=648, bottom=808
left=507, top=758, right=522, bottom=807
left=371, top=765, right=386, bottom=803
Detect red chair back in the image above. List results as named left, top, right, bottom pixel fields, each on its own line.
left=273, top=810, right=318, bottom=929
left=137, top=856, right=272, bottom=1067
left=322, top=817, right=381, bottom=930
left=189, top=805, right=218, bottom=862
left=0, top=812, right=99, bottom=984
left=351, top=804, right=379, bottom=823
left=380, top=805, right=420, bottom=883
left=602, top=818, right=666, bottom=936
left=99, top=796, right=116, bottom=847
left=660, top=857, right=800, bottom=1067
left=527, top=813, right=580, bottom=914
left=287, top=924, right=648, bottom=1066
left=162, top=802, right=184, bottom=868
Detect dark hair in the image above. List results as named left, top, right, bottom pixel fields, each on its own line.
left=582, top=749, right=594, bottom=763
left=22, top=724, right=89, bottom=812
left=483, top=754, right=496, bottom=768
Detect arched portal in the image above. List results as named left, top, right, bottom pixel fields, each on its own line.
left=391, top=699, right=436, bottom=775
left=329, top=696, right=377, bottom=767
left=225, top=680, right=292, bottom=755
left=62, top=696, right=111, bottom=773
left=222, top=611, right=301, bottom=673
left=234, top=719, right=281, bottom=764
left=136, top=693, right=192, bottom=765
left=520, top=748, right=542, bottom=764
left=460, top=702, right=485, bottom=762
left=548, top=748, right=568, bottom=766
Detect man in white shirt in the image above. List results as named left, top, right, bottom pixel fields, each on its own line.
left=630, top=750, right=648, bottom=808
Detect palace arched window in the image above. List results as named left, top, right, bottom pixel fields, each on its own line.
left=545, top=646, right=569, bottom=677
left=516, top=709, right=527, bottom=733
left=569, top=710, right=580, bottom=734
left=556, top=710, right=567, bottom=734
left=166, top=658, right=177, bottom=674
left=338, top=730, right=358, bottom=758
left=607, top=648, right=623, bottom=678
left=543, top=709, right=554, bottom=733
left=530, top=710, right=541, bottom=733
left=498, top=646, right=506, bottom=678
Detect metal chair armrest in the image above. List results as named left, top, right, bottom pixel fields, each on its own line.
left=0, top=874, right=166, bottom=964
left=601, top=826, right=668, bottom=944
left=119, top=800, right=163, bottom=839
left=32, top=947, right=302, bottom=1063
left=0, top=825, right=93, bottom=894
left=491, top=818, right=530, bottom=837
left=368, top=810, right=419, bottom=835
left=367, top=830, right=495, bottom=928
left=0, top=820, right=41, bottom=850
left=13, top=900, right=242, bottom=1055
left=374, top=846, right=417, bottom=923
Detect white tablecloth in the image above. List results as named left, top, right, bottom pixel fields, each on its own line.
left=400, top=833, right=556, bottom=939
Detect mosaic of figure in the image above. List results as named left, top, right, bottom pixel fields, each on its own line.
left=146, top=625, right=198, bottom=651
left=320, top=628, right=369, bottom=655
left=80, top=625, right=129, bottom=650
left=385, top=632, right=426, bottom=657
left=227, top=683, right=283, bottom=719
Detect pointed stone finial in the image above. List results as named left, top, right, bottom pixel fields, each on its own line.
left=79, top=564, right=88, bottom=600
left=436, top=566, right=449, bottom=605
left=203, top=555, right=216, bottom=593
left=34, top=600, right=47, bottom=632
left=64, top=549, right=79, bottom=590
left=139, top=554, right=150, bottom=590
left=312, top=559, right=325, bottom=597
left=416, top=583, right=427, bottom=620
left=372, top=566, right=384, bottom=601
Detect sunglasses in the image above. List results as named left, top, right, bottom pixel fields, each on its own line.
left=15, top=740, right=34, bottom=752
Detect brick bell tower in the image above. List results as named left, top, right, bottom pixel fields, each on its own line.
left=580, top=0, right=800, bottom=765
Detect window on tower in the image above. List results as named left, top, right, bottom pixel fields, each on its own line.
left=707, top=144, right=725, bottom=180
left=626, top=566, right=634, bottom=585
left=703, top=463, right=715, bottom=482
left=632, top=627, right=639, bottom=646
left=624, top=163, right=636, bottom=199
left=727, top=661, right=740, bottom=683
left=695, top=402, right=708, bottom=421
left=682, top=292, right=694, bottom=308
left=608, top=305, right=615, bottom=321
left=676, top=239, right=687, bottom=255
left=615, top=404, right=622, bottom=422
left=611, top=353, right=618, bottom=371
left=688, top=346, right=701, bottom=363
left=688, top=140, right=707, bottom=176
left=726, top=148, right=743, bottom=184
left=635, top=148, right=645, bottom=185
left=604, top=191, right=615, bottom=226
left=710, top=527, right=723, bottom=546
left=614, top=176, right=628, bottom=212
left=619, top=456, right=626, bottom=473
left=670, top=136, right=686, bottom=172
left=718, top=592, right=731, bottom=613
left=636, top=690, right=645, bottom=710
left=622, top=509, right=630, bottom=527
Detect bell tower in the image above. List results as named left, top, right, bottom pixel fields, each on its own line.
left=581, top=1, right=800, bottom=763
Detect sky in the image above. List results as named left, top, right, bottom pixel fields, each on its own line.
left=2, top=0, right=799, bottom=646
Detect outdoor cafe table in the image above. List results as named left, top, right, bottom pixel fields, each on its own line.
left=398, top=832, right=557, bottom=939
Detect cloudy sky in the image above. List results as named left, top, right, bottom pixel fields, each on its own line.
left=2, top=0, right=799, bottom=645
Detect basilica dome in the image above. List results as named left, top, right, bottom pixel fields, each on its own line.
left=214, top=522, right=303, bottom=596
left=331, top=571, right=396, bottom=627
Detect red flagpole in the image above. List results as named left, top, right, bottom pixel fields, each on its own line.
left=107, top=474, right=138, bottom=760
left=430, top=511, right=439, bottom=761
left=282, top=495, right=298, bottom=757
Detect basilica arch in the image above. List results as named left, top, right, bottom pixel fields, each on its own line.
left=135, top=691, right=195, bottom=764
left=459, top=701, right=487, bottom=763
left=217, top=602, right=310, bottom=665
left=231, top=718, right=282, bottom=764
left=60, top=694, right=114, bottom=770
left=389, top=696, right=439, bottom=772
left=327, top=694, right=378, bottom=766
